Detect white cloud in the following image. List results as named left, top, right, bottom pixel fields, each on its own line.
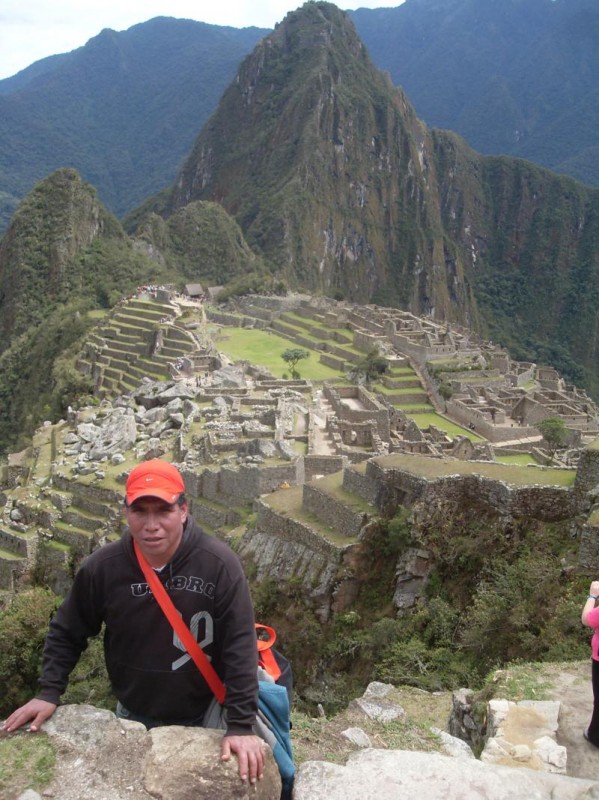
left=0, top=1, right=405, bottom=80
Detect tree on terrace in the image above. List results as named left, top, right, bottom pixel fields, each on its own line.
left=349, top=347, right=388, bottom=385
left=281, top=348, right=310, bottom=379
left=537, top=416, right=568, bottom=462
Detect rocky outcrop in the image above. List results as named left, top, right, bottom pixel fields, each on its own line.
left=4, top=704, right=281, bottom=800
left=294, top=748, right=599, bottom=800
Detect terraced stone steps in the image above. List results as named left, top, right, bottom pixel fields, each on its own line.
left=0, top=525, right=32, bottom=590
left=188, top=496, right=243, bottom=532
left=50, top=520, right=98, bottom=557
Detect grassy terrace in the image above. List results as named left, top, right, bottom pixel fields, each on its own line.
left=0, top=547, right=25, bottom=560
left=262, top=485, right=359, bottom=546
left=309, top=471, right=375, bottom=515
left=375, top=384, right=426, bottom=396
left=216, top=327, right=343, bottom=381
left=372, top=453, right=576, bottom=487
left=277, top=313, right=365, bottom=356
left=402, top=411, right=485, bottom=442
left=495, top=453, right=541, bottom=466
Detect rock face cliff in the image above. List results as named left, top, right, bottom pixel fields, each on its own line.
left=168, top=1, right=599, bottom=395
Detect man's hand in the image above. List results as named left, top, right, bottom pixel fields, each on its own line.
left=2, top=699, right=57, bottom=733
left=221, top=733, right=265, bottom=784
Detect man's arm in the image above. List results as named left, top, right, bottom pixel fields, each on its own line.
left=216, top=576, right=259, bottom=735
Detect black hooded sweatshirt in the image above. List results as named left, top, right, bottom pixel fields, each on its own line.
left=36, top=517, right=258, bottom=735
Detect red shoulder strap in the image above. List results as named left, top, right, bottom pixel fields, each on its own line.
left=133, top=540, right=226, bottom=704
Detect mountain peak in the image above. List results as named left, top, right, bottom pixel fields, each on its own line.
left=169, top=0, right=435, bottom=307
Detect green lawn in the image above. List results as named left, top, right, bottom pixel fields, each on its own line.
left=403, top=411, right=485, bottom=442
left=216, top=327, right=343, bottom=380
left=495, top=453, right=541, bottom=466
left=374, top=452, right=576, bottom=487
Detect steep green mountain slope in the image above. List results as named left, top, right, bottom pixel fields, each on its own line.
left=0, top=169, right=170, bottom=451
left=350, top=0, right=599, bottom=186
left=170, top=3, right=472, bottom=318
left=168, top=2, right=599, bottom=396
left=133, top=201, right=264, bottom=283
left=0, top=168, right=266, bottom=454
left=0, top=18, right=267, bottom=230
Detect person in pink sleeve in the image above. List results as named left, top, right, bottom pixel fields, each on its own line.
left=581, top=580, right=599, bottom=747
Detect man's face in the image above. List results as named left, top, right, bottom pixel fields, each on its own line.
left=124, top=496, right=188, bottom=567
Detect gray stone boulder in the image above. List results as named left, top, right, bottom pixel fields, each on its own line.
left=26, top=704, right=281, bottom=800
left=82, top=408, right=138, bottom=461
left=133, top=381, right=196, bottom=409
left=211, top=366, right=247, bottom=388
left=294, top=748, right=599, bottom=800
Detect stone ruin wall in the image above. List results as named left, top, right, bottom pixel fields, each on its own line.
left=575, top=448, right=599, bottom=493
left=341, top=467, right=382, bottom=506
left=241, top=501, right=352, bottom=620
left=252, top=501, right=346, bottom=560
left=0, top=527, right=29, bottom=556
left=365, top=460, right=585, bottom=522
left=324, top=385, right=390, bottom=442
left=183, top=461, right=304, bottom=505
left=352, top=329, right=387, bottom=354
left=304, top=455, right=347, bottom=481
left=319, top=353, right=347, bottom=371
left=302, top=483, right=370, bottom=539
left=445, top=399, right=539, bottom=443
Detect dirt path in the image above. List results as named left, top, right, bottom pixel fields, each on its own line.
left=549, top=661, right=599, bottom=779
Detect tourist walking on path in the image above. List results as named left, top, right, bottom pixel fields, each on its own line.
left=2, top=459, right=265, bottom=785
left=581, top=580, right=599, bottom=748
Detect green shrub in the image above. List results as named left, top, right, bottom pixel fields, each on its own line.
left=0, top=589, right=60, bottom=718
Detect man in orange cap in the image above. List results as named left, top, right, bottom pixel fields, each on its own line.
left=3, top=459, right=265, bottom=785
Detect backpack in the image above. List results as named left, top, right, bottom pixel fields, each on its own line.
left=201, top=627, right=295, bottom=800
left=255, top=626, right=295, bottom=799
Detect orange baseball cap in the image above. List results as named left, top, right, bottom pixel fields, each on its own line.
left=125, top=459, right=185, bottom=505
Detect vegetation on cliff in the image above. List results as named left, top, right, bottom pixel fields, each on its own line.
left=0, top=170, right=171, bottom=453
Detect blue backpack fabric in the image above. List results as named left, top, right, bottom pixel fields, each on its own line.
left=256, top=677, right=294, bottom=799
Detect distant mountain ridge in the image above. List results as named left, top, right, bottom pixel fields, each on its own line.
left=0, top=18, right=268, bottom=230
left=350, top=0, right=599, bottom=186
left=0, top=0, right=598, bottom=233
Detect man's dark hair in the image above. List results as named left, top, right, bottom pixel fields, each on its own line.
left=124, top=493, right=187, bottom=508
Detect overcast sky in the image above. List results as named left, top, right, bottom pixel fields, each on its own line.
left=0, top=1, right=405, bottom=80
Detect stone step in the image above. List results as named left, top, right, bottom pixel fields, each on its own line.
left=61, top=508, right=105, bottom=532
left=189, top=498, right=242, bottom=530
left=0, top=526, right=33, bottom=558
left=50, top=521, right=98, bottom=556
